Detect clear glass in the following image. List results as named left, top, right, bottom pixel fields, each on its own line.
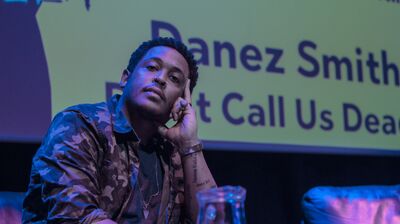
left=196, top=185, right=247, bottom=224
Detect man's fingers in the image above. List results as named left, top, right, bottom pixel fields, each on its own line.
left=180, top=99, right=188, bottom=108
left=170, top=79, right=191, bottom=121
left=183, top=79, right=192, bottom=105
left=171, top=98, right=190, bottom=121
left=171, top=99, right=180, bottom=121
left=158, top=125, right=168, bottom=137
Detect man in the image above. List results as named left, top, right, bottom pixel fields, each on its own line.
left=22, top=37, right=217, bottom=223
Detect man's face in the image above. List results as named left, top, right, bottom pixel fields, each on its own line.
left=121, top=46, right=190, bottom=123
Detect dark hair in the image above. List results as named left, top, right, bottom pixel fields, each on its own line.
left=126, top=37, right=198, bottom=92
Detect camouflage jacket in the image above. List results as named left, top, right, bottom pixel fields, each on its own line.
left=22, top=95, right=187, bottom=223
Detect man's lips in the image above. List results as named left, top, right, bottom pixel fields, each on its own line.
left=143, top=86, right=165, bottom=100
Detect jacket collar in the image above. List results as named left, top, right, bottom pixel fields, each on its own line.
left=107, top=94, right=140, bottom=142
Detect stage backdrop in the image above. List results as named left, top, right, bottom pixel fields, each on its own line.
left=1, top=0, right=400, bottom=154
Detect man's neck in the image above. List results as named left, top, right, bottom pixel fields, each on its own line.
left=117, top=97, right=158, bottom=145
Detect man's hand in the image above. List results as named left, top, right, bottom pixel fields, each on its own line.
left=158, top=80, right=217, bottom=221
left=158, top=79, right=200, bottom=150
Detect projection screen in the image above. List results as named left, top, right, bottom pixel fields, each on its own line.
left=1, top=0, right=400, bottom=155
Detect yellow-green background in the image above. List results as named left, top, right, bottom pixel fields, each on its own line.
left=37, top=0, right=400, bottom=150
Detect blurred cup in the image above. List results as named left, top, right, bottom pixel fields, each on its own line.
left=196, top=185, right=247, bottom=224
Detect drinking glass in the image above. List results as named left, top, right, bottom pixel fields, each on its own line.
left=196, top=185, right=247, bottom=224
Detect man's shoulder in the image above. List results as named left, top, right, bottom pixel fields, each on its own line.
left=61, top=101, right=110, bottom=124
left=43, top=101, right=112, bottom=150
left=45, top=101, right=112, bottom=136
left=65, top=101, right=108, bottom=114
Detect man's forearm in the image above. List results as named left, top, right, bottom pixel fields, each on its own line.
left=182, top=150, right=217, bottom=221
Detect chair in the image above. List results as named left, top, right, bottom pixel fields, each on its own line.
left=301, top=185, right=400, bottom=224
left=0, top=191, right=25, bottom=224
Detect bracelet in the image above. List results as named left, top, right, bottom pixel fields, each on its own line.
left=180, top=143, right=203, bottom=158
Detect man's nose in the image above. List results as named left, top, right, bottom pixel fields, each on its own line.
left=154, top=72, right=167, bottom=88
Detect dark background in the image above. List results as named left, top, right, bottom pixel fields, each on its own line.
left=2, top=142, right=400, bottom=223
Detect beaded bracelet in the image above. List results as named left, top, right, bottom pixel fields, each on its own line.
left=181, top=143, right=203, bottom=158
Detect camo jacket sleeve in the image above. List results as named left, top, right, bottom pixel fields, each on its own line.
left=26, top=111, right=110, bottom=223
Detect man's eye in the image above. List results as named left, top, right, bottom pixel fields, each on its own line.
left=169, top=75, right=180, bottom=83
left=146, top=65, right=158, bottom=71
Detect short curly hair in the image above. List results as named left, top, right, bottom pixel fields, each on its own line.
left=126, top=37, right=198, bottom=92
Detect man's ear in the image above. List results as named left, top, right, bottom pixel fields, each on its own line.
left=120, top=69, right=130, bottom=88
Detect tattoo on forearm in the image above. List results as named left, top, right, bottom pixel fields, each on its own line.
left=192, top=153, right=198, bottom=184
left=196, top=179, right=210, bottom=187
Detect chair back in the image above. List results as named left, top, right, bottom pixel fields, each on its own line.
left=302, top=185, right=400, bottom=224
left=0, top=191, right=25, bottom=224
